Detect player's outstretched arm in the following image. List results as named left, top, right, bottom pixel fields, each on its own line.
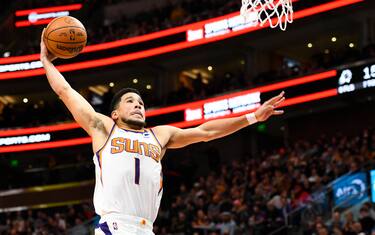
left=40, top=29, right=112, bottom=137
left=157, top=92, right=285, bottom=149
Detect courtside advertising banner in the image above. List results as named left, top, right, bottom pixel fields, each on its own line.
left=332, top=172, right=368, bottom=207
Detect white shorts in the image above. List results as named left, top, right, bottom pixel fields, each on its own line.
left=95, top=214, right=154, bottom=235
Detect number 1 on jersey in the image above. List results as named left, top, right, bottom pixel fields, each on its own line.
left=135, top=158, right=140, bottom=185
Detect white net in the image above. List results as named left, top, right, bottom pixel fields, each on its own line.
left=240, top=0, right=293, bottom=31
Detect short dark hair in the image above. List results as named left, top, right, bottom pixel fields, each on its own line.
left=109, top=88, right=141, bottom=113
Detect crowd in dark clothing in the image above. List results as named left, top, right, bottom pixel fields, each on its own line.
left=304, top=204, right=375, bottom=235
left=153, top=129, right=375, bottom=234
left=0, top=129, right=374, bottom=234
left=0, top=203, right=95, bottom=235
left=87, top=0, right=240, bottom=45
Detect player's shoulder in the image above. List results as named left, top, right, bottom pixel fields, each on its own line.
left=151, top=125, right=179, bottom=133
left=151, top=125, right=183, bottom=149
left=149, top=125, right=179, bottom=142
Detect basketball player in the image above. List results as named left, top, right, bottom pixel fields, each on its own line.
left=40, top=30, right=285, bottom=235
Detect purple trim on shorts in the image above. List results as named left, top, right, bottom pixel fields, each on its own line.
left=96, top=222, right=112, bottom=235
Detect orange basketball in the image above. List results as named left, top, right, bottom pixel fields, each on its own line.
left=43, top=16, right=87, bottom=59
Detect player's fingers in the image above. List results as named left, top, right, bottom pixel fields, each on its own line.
left=265, top=91, right=285, bottom=105
left=41, top=28, right=45, bottom=41
left=273, top=110, right=284, bottom=115
left=271, top=91, right=285, bottom=104
left=40, top=30, right=47, bottom=50
left=273, top=97, right=285, bottom=108
left=264, top=96, right=279, bottom=106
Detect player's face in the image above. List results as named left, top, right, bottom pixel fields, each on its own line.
left=116, top=92, right=146, bottom=128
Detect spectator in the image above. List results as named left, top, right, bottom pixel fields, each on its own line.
left=343, top=211, right=355, bottom=234
left=328, top=211, right=342, bottom=232
left=170, top=211, right=192, bottom=234
left=192, top=209, right=211, bottom=228
left=217, top=212, right=236, bottom=235
left=359, top=207, right=375, bottom=234
left=291, top=183, right=310, bottom=209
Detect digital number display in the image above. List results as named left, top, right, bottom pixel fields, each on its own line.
left=337, top=62, right=375, bottom=94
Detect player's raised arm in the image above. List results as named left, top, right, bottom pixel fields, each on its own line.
left=156, top=92, right=285, bottom=149
left=39, top=29, right=112, bottom=138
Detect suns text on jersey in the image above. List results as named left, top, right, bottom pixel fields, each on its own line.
left=110, top=137, right=161, bottom=162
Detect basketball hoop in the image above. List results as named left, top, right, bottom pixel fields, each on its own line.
left=240, top=0, right=293, bottom=31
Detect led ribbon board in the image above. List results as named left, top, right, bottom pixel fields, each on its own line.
left=0, top=54, right=374, bottom=153
left=0, top=125, right=89, bottom=153
left=0, top=68, right=341, bottom=153
left=14, top=4, right=83, bottom=28
left=0, top=0, right=364, bottom=80
left=185, top=92, right=261, bottom=122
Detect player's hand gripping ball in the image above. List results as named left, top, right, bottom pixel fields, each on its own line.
left=43, top=16, right=87, bottom=59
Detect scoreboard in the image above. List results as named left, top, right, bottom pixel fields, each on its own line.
left=338, top=62, right=375, bottom=94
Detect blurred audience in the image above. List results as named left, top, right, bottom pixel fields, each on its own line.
left=0, top=128, right=374, bottom=234
left=1, top=0, right=375, bottom=129
left=0, top=203, right=95, bottom=235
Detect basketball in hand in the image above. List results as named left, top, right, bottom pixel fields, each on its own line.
left=43, top=16, right=87, bottom=59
